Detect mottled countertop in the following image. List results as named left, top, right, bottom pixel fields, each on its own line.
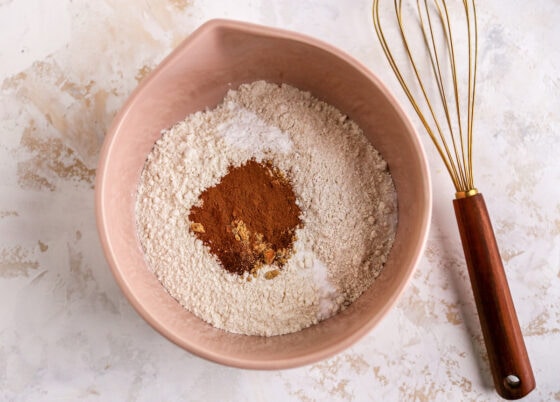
left=1, top=1, right=559, bottom=401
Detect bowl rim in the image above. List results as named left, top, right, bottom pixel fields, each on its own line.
left=95, top=18, right=433, bottom=369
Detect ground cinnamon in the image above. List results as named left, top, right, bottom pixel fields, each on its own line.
left=188, top=159, right=302, bottom=276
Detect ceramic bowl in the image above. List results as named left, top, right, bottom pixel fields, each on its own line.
left=95, top=19, right=431, bottom=369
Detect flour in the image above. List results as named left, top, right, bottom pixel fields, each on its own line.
left=136, top=81, right=397, bottom=336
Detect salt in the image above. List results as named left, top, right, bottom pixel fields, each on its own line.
left=218, top=103, right=293, bottom=155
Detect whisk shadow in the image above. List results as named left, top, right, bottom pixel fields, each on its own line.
left=432, top=204, right=494, bottom=391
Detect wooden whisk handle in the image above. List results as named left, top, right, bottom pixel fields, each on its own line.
left=453, top=194, right=535, bottom=399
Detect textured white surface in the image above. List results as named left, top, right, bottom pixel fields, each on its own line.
left=0, top=0, right=559, bottom=401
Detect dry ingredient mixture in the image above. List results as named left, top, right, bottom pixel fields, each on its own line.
left=136, top=81, right=398, bottom=336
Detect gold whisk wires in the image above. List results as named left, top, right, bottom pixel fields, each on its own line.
left=372, top=0, right=478, bottom=196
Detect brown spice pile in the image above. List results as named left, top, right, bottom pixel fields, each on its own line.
left=188, top=159, right=302, bottom=277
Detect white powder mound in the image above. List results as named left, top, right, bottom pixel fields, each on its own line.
left=136, top=81, right=398, bottom=336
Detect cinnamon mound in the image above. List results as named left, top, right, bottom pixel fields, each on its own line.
left=189, top=160, right=302, bottom=276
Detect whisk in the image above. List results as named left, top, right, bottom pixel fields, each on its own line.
left=372, top=0, right=535, bottom=399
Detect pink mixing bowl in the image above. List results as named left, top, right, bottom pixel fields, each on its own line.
left=95, top=19, right=431, bottom=369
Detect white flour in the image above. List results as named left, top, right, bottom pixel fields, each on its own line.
left=136, top=81, right=397, bottom=336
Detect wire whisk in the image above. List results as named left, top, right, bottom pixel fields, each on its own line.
left=372, top=1, right=535, bottom=399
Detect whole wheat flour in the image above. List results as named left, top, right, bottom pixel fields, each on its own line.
left=136, top=81, right=398, bottom=336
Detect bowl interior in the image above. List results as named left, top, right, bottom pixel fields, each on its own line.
left=96, top=19, right=431, bottom=369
